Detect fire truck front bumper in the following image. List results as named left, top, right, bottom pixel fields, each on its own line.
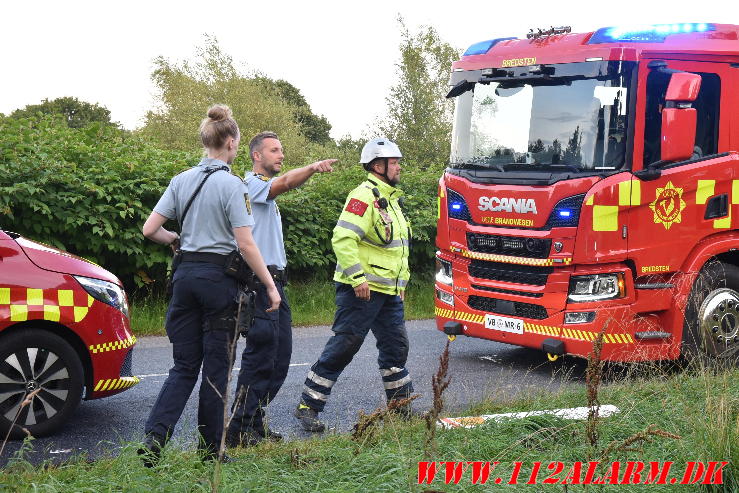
left=434, top=294, right=679, bottom=362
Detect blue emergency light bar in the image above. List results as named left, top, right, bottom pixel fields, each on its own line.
left=463, top=37, right=517, bottom=56
left=589, top=23, right=715, bottom=44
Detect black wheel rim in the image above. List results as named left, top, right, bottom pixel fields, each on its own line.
left=0, top=347, right=70, bottom=426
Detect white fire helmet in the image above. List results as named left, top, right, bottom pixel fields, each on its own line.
left=359, top=138, right=402, bottom=165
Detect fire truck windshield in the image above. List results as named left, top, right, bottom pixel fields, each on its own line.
left=449, top=61, right=635, bottom=173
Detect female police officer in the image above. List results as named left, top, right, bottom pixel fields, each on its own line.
left=139, top=104, right=280, bottom=465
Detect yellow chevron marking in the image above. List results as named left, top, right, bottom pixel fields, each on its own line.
left=461, top=249, right=572, bottom=267
left=93, top=377, right=140, bottom=393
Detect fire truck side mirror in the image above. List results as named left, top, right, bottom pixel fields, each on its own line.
left=661, top=72, right=701, bottom=163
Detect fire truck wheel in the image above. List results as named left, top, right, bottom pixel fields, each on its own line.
left=683, top=261, right=739, bottom=364
left=0, top=329, right=84, bottom=439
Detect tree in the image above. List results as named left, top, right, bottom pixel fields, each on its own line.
left=378, top=17, right=460, bottom=168
left=10, top=97, right=112, bottom=128
left=141, top=37, right=328, bottom=168
left=257, top=78, right=332, bottom=145
left=564, top=126, right=583, bottom=164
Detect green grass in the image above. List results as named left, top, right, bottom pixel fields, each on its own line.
left=129, top=279, right=435, bottom=336
left=3, top=366, right=737, bottom=492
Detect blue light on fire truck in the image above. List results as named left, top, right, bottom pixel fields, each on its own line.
left=446, top=189, right=472, bottom=221
left=588, top=23, right=715, bottom=44
left=463, top=37, right=517, bottom=56
left=559, top=210, right=572, bottom=218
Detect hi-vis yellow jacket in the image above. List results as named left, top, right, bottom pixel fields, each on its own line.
left=333, top=174, right=411, bottom=295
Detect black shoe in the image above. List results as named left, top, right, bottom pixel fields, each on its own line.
left=201, top=450, right=235, bottom=463
left=137, top=434, right=165, bottom=468
left=294, top=403, right=325, bottom=432
left=225, top=427, right=264, bottom=448
left=257, top=426, right=283, bottom=442
left=265, top=428, right=284, bottom=442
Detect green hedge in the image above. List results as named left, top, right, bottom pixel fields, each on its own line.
left=0, top=116, right=441, bottom=292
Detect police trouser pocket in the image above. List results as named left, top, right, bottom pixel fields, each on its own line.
left=204, top=288, right=256, bottom=337
left=166, top=252, right=183, bottom=299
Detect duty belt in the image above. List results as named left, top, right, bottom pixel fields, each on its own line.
left=180, top=251, right=228, bottom=266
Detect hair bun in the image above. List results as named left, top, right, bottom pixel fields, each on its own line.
left=207, top=104, right=232, bottom=122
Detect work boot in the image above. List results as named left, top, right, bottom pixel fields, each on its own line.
left=293, top=403, right=325, bottom=432
left=225, top=427, right=264, bottom=448
left=137, top=433, right=165, bottom=468
left=388, top=399, right=415, bottom=420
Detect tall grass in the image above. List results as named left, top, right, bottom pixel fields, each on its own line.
left=2, top=367, right=737, bottom=491
left=129, top=280, right=435, bottom=336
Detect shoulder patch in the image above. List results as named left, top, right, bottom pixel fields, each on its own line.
left=244, top=193, right=252, bottom=215
left=345, top=198, right=368, bottom=217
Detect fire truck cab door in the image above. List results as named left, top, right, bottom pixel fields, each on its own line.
left=627, top=58, right=731, bottom=278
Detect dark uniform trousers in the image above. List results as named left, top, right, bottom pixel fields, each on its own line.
left=144, top=262, right=238, bottom=451
left=229, top=280, right=291, bottom=433
left=301, top=282, right=412, bottom=412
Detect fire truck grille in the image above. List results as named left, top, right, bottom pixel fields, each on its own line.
left=468, top=259, right=552, bottom=286
left=120, top=348, right=134, bottom=377
left=467, top=232, right=551, bottom=259
left=468, top=295, right=548, bottom=320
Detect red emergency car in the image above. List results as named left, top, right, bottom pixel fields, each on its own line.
left=0, top=229, right=138, bottom=438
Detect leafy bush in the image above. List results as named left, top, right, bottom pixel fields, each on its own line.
left=0, top=115, right=195, bottom=290
left=0, top=116, right=441, bottom=292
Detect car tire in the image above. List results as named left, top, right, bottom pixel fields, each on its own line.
left=683, top=260, right=739, bottom=365
left=0, top=329, right=84, bottom=439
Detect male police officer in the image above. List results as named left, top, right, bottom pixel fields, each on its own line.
left=227, top=131, right=336, bottom=446
left=294, top=137, right=412, bottom=432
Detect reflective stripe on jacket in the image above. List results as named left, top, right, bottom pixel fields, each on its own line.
left=333, top=173, right=411, bottom=295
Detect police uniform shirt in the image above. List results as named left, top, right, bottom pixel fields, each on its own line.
left=154, top=158, right=254, bottom=255
left=245, top=172, right=287, bottom=269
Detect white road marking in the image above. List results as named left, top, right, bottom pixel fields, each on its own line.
left=137, top=363, right=310, bottom=379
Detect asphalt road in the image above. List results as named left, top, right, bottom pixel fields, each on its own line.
left=0, top=319, right=593, bottom=465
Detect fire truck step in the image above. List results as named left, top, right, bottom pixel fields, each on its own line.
left=541, top=338, right=564, bottom=356
left=443, top=321, right=464, bottom=336
left=634, top=331, right=672, bottom=340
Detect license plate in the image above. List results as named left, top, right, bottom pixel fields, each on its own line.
left=484, top=314, right=524, bottom=334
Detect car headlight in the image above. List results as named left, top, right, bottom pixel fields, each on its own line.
left=435, top=257, right=453, bottom=286
left=568, top=273, right=625, bottom=302
left=74, top=276, right=129, bottom=318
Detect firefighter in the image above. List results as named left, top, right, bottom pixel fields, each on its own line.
left=139, top=105, right=280, bottom=465
left=294, top=137, right=412, bottom=432
left=226, top=131, right=336, bottom=447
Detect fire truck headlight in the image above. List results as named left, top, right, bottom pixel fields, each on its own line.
left=436, top=288, right=454, bottom=306
left=74, top=276, right=130, bottom=318
left=567, top=273, right=625, bottom=302
left=435, top=257, right=453, bottom=286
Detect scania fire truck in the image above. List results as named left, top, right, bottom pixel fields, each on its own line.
left=435, top=23, right=739, bottom=362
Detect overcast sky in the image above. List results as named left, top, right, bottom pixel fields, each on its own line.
left=2, top=1, right=736, bottom=139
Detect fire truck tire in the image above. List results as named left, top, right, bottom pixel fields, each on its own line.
left=683, top=260, right=739, bottom=364
left=0, top=329, right=84, bottom=439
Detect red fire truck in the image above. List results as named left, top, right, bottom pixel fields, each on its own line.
left=435, top=23, right=739, bottom=362
left=0, top=229, right=137, bottom=438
